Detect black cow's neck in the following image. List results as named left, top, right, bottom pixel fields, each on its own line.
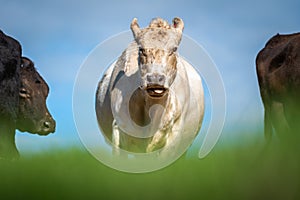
left=0, top=117, right=18, bottom=159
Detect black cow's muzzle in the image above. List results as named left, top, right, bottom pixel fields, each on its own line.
left=36, top=117, right=56, bottom=135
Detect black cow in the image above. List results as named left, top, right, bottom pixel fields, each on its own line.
left=256, top=32, right=300, bottom=141
left=0, top=30, right=55, bottom=158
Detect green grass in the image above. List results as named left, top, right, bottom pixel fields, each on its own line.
left=1, top=142, right=300, bottom=200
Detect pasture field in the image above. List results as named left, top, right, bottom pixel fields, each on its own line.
left=0, top=139, right=300, bottom=200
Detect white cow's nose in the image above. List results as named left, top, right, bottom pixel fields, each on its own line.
left=146, top=74, right=165, bottom=85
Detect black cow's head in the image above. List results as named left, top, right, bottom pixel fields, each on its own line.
left=16, top=57, right=55, bottom=135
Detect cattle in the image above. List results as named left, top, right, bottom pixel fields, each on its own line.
left=256, top=32, right=300, bottom=142
left=96, top=17, right=204, bottom=156
left=17, top=57, right=56, bottom=135
left=0, top=30, right=55, bottom=159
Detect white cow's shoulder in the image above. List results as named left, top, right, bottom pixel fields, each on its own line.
left=96, top=61, right=116, bottom=106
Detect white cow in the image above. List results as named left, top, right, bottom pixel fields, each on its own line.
left=96, top=17, right=204, bottom=157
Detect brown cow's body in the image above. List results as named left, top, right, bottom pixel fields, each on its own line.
left=256, top=32, right=300, bottom=141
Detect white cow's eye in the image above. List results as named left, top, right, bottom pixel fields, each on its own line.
left=169, top=47, right=177, bottom=55
left=139, top=47, right=146, bottom=56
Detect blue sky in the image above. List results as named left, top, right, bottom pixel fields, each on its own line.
left=1, top=0, right=299, bottom=153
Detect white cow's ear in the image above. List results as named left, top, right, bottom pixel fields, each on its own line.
left=172, top=17, right=184, bottom=44
left=172, top=17, right=184, bottom=32
left=131, top=18, right=141, bottom=40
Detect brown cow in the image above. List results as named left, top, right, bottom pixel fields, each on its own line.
left=256, top=32, right=300, bottom=141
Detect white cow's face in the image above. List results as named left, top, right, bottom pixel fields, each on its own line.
left=130, top=17, right=184, bottom=98
left=138, top=47, right=178, bottom=98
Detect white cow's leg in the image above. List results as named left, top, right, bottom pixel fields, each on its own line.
left=112, top=120, right=129, bottom=158
left=146, top=130, right=167, bottom=153
left=159, top=117, right=183, bottom=158
left=147, top=95, right=181, bottom=154
left=112, top=119, right=121, bottom=156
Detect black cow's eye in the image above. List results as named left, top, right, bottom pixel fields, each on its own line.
left=19, top=88, right=29, bottom=98
left=20, top=88, right=27, bottom=94
left=35, top=79, right=41, bottom=84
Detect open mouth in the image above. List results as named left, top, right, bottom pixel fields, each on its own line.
left=146, top=84, right=167, bottom=98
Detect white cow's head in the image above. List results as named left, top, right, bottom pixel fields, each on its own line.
left=131, top=17, right=184, bottom=98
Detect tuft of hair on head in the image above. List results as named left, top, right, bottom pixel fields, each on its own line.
left=148, top=18, right=171, bottom=29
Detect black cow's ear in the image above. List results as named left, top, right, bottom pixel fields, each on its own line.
left=21, top=57, right=34, bottom=70
left=21, top=57, right=29, bottom=67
